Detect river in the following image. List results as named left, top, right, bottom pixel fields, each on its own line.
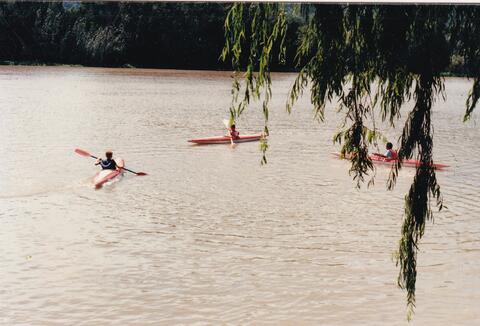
left=0, top=66, right=478, bottom=325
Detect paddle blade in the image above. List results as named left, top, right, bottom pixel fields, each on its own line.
left=135, top=172, right=148, bottom=176
left=75, top=148, right=91, bottom=157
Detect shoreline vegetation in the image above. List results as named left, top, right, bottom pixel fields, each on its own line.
left=0, top=2, right=470, bottom=77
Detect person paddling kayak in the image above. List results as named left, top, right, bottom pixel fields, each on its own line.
left=228, top=124, right=240, bottom=140
left=95, top=151, right=118, bottom=170
left=373, top=142, right=398, bottom=160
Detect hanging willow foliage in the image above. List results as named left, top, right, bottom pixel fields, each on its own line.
left=222, top=3, right=480, bottom=319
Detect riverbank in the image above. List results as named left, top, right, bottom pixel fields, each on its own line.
left=0, top=61, right=472, bottom=78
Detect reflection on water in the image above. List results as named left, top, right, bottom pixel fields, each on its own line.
left=0, top=66, right=479, bottom=325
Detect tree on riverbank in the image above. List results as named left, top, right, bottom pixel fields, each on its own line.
left=0, top=1, right=471, bottom=75
left=0, top=2, right=300, bottom=70
left=221, top=3, right=480, bottom=319
left=0, top=2, right=229, bottom=69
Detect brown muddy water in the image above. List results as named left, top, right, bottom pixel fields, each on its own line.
left=0, top=66, right=479, bottom=325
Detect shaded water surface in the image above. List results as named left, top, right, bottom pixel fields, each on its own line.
left=0, top=66, right=479, bottom=325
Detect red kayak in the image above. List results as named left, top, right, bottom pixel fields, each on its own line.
left=93, top=158, right=125, bottom=188
left=331, top=152, right=449, bottom=169
left=188, top=134, right=263, bottom=144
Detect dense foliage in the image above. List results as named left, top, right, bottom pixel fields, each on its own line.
left=0, top=1, right=301, bottom=70
left=0, top=1, right=470, bottom=75
left=222, top=3, right=480, bottom=319
left=0, top=1, right=225, bottom=68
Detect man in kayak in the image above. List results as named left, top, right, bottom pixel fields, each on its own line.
left=374, top=142, right=398, bottom=160
left=228, top=124, right=240, bottom=140
left=95, top=151, right=118, bottom=170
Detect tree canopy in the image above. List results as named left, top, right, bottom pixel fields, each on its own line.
left=221, top=3, right=480, bottom=319
left=0, top=1, right=301, bottom=70
left=0, top=1, right=471, bottom=76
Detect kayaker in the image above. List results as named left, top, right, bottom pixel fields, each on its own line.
left=228, top=124, right=240, bottom=140
left=374, top=142, right=398, bottom=160
left=95, top=151, right=118, bottom=170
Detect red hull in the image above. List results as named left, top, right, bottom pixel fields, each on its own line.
left=188, top=134, right=263, bottom=144
left=332, top=153, right=449, bottom=169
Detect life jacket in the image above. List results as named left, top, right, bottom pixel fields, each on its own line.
left=100, top=159, right=117, bottom=170
left=386, top=149, right=398, bottom=160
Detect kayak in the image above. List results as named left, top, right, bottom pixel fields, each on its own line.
left=93, top=158, right=125, bottom=188
left=188, top=134, right=263, bottom=144
left=331, top=152, right=449, bottom=169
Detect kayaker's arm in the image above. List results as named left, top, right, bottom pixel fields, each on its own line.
left=228, top=130, right=240, bottom=139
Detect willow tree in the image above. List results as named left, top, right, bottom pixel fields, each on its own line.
left=221, top=3, right=480, bottom=319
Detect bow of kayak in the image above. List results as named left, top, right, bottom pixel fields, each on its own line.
left=331, top=152, right=449, bottom=169
left=93, top=158, right=125, bottom=188
left=188, top=133, right=263, bottom=144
